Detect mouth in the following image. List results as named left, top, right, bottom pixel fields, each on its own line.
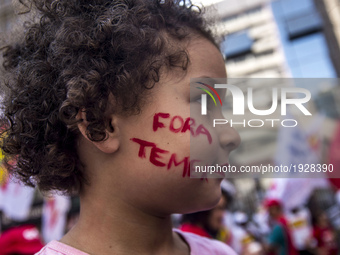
left=214, top=162, right=230, bottom=179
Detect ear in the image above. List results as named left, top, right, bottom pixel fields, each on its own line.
left=77, top=110, right=120, bottom=154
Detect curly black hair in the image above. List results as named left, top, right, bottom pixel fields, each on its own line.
left=0, top=0, right=218, bottom=194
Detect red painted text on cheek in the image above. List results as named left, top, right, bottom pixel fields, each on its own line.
left=130, top=138, right=156, bottom=158
left=130, top=138, right=190, bottom=177
left=168, top=154, right=190, bottom=177
left=130, top=113, right=213, bottom=178
left=153, top=113, right=170, bottom=132
left=150, top=147, right=168, bottom=167
left=153, top=113, right=212, bottom=144
left=169, top=116, right=184, bottom=133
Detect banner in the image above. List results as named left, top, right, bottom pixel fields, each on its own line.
left=328, top=121, right=340, bottom=188
left=42, top=194, right=70, bottom=243
left=269, top=113, right=329, bottom=210
left=0, top=177, right=35, bottom=221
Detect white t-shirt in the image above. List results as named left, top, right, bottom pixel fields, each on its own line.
left=287, top=208, right=312, bottom=250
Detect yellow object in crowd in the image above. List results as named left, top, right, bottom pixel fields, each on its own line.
left=290, top=219, right=307, bottom=228
left=0, top=148, right=8, bottom=184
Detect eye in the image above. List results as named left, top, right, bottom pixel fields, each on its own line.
left=190, top=93, right=204, bottom=104
left=195, top=96, right=202, bottom=104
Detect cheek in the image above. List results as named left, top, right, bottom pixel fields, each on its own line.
left=112, top=109, right=224, bottom=214
left=190, top=123, right=219, bottom=166
left=128, top=112, right=220, bottom=178
left=128, top=113, right=192, bottom=178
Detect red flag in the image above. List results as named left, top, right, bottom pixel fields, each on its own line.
left=328, top=121, right=340, bottom=188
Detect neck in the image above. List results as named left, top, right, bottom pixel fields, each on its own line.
left=61, top=193, right=189, bottom=255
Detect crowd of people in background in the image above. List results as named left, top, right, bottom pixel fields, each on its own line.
left=174, top=181, right=340, bottom=255
left=0, top=179, right=339, bottom=255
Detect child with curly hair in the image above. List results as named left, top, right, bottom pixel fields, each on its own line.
left=0, top=0, right=240, bottom=254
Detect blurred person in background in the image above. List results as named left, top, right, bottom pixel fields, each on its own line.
left=231, top=211, right=264, bottom=255
left=287, top=206, right=314, bottom=255
left=221, top=179, right=237, bottom=239
left=264, top=199, right=298, bottom=255
left=0, top=224, right=44, bottom=255
left=253, top=206, right=271, bottom=239
left=312, top=212, right=338, bottom=255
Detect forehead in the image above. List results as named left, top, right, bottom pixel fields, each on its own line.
left=185, top=37, right=227, bottom=97
left=150, top=36, right=226, bottom=98
left=186, top=37, right=227, bottom=79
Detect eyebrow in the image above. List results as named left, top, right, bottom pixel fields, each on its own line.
left=196, top=76, right=227, bottom=85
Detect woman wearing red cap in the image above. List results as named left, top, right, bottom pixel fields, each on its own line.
left=264, top=199, right=298, bottom=255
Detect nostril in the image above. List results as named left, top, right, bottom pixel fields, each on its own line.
left=226, top=142, right=238, bottom=152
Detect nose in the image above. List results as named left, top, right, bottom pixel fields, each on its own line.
left=218, top=125, right=241, bottom=152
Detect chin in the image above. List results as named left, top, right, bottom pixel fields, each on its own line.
left=201, top=179, right=224, bottom=208
left=181, top=183, right=222, bottom=214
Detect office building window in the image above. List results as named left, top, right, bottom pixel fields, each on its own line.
left=285, top=9, right=323, bottom=40
left=222, top=31, right=253, bottom=59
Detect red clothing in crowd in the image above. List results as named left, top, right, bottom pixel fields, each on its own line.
left=0, top=224, right=44, bottom=255
left=313, top=226, right=338, bottom=255
left=179, top=223, right=212, bottom=238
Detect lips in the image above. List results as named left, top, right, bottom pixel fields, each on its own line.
left=215, top=163, right=230, bottom=179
